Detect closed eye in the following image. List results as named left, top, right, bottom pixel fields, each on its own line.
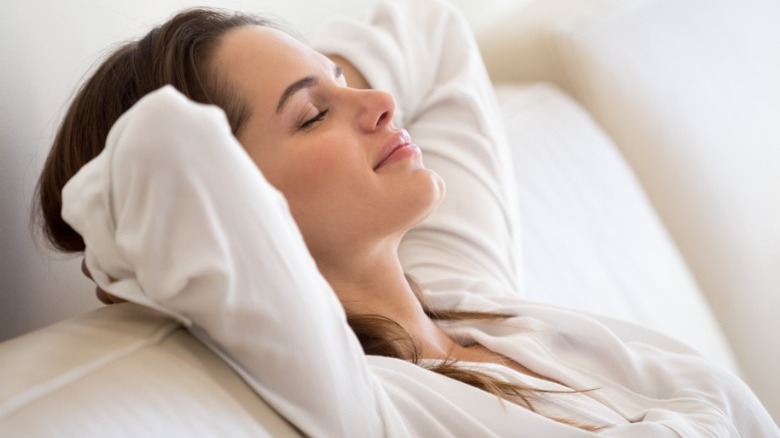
left=300, top=108, right=329, bottom=130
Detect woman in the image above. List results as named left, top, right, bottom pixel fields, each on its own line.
left=36, top=0, right=777, bottom=436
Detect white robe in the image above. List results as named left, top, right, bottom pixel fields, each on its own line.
left=61, top=0, right=778, bottom=436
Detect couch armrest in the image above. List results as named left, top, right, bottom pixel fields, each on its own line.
left=0, top=303, right=300, bottom=437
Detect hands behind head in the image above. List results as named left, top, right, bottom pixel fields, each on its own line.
left=81, top=259, right=126, bottom=305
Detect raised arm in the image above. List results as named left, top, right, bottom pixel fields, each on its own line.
left=316, top=0, right=524, bottom=300
left=61, top=86, right=384, bottom=437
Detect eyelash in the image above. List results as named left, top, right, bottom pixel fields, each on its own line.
left=300, top=108, right=329, bottom=130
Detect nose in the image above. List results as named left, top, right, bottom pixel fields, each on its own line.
left=354, top=88, right=396, bottom=132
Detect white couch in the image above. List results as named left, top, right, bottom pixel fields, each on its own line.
left=476, top=0, right=780, bottom=423
left=1, top=0, right=777, bottom=433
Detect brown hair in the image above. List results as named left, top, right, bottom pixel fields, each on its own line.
left=34, top=8, right=598, bottom=431
left=352, top=276, right=601, bottom=430
left=34, top=8, right=264, bottom=253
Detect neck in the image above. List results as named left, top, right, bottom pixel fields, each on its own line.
left=315, top=239, right=456, bottom=360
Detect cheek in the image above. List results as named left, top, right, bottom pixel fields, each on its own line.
left=248, top=137, right=339, bottom=192
left=278, top=152, right=374, bottom=252
left=270, top=137, right=370, bottom=213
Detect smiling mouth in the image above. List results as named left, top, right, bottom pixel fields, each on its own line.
left=374, top=129, right=418, bottom=170
left=374, top=143, right=422, bottom=170
left=375, top=144, right=405, bottom=169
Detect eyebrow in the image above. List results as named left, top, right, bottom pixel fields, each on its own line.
left=275, top=65, right=345, bottom=114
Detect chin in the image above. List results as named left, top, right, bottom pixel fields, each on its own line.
left=429, top=169, right=446, bottom=206
left=413, top=168, right=447, bottom=221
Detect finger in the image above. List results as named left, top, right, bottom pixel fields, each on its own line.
left=96, top=287, right=115, bottom=304
left=83, top=258, right=126, bottom=304
left=81, top=258, right=93, bottom=280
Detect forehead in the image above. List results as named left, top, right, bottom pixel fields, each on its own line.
left=218, top=25, right=316, bottom=62
left=214, top=25, right=331, bottom=108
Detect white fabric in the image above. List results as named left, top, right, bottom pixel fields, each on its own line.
left=494, top=83, right=736, bottom=370
left=62, top=86, right=384, bottom=437
left=61, top=0, right=778, bottom=436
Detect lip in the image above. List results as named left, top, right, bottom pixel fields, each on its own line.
left=373, top=129, right=419, bottom=170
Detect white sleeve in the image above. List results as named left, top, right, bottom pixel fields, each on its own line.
left=315, top=0, right=524, bottom=300
left=61, top=86, right=383, bottom=438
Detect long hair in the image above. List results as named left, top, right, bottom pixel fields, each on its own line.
left=350, top=276, right=600, bottom=430
left=34, top=8, right=599, bottom=431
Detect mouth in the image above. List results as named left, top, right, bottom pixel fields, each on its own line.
left=374, top=129, right=418, bottom=170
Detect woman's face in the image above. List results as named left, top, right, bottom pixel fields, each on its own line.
left=213, top=26, right=445, bottom=261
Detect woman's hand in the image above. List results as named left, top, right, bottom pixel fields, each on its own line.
left=81, top=259, right=126, bottom=304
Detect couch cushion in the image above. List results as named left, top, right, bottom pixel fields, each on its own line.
left=496, top=83, right=735, bottom=370
left=0, top=303, right=299, bottom=437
